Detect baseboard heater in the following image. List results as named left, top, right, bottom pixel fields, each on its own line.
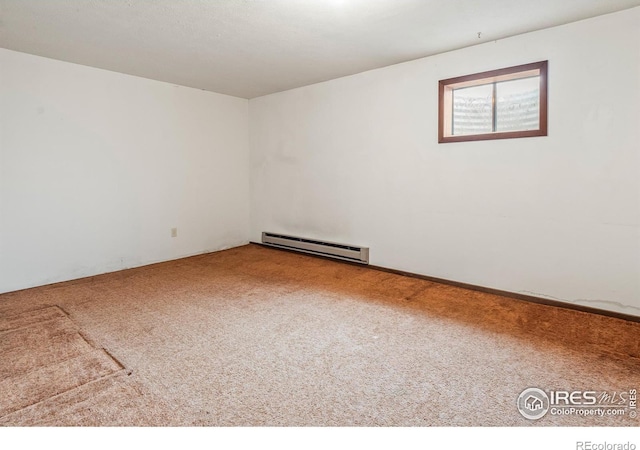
left=261, top=232, right=369, bottom=264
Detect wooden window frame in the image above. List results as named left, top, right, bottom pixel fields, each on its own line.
left=438, top=61, right=548, bottom=143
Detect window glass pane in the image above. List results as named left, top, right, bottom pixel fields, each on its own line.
left=452, top=83, right=493, bottom=136
left=495, top=77, right=540, bottom=132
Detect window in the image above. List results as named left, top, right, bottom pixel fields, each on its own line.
left=438, top=61, right=547, bottom=143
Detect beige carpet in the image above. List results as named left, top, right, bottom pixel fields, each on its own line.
left=0, top=244, right=638, bottom=426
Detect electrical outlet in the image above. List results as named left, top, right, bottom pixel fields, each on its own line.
left=171, top=227, right=178, bottom=238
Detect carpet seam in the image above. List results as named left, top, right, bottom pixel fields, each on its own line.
left=0, top=351, right=124, bottom=417
left=0, top=316, right=70, bottom=335
left=0, top=369, right=130, bottom=422
left=0, top=304, right=62, bottom=318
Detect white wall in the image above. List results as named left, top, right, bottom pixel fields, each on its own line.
left=249, top=8, right=640, bottom=317
left=0, top=49, right=250, bottom=293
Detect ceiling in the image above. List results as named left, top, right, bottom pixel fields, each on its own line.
left=1, top=0, right=639, bottom=99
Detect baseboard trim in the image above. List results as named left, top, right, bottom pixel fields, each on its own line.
left=251, top=242, right=640, bottom=324
left=369, top=264, right=640, bottom=324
